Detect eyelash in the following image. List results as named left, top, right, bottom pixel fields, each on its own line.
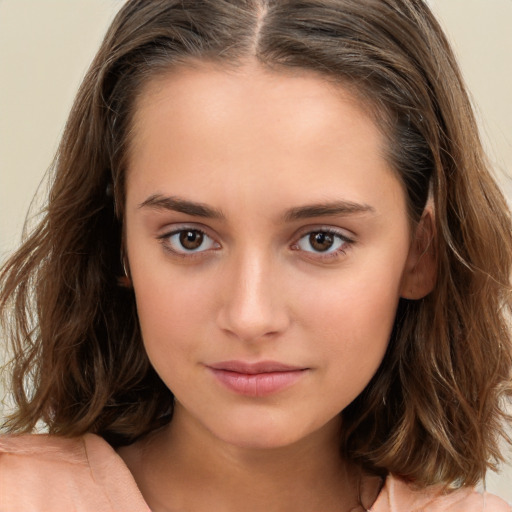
left=157, top=226, right=354, bottom=261
left=291, top=228, right=354, bottom=261
left=157, top=226, right=220, bottom=258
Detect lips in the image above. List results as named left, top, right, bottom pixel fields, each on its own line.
left=207, top=360, right=308, bottom=397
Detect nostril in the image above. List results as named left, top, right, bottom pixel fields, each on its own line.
left=215, top=293, right=290, bottom=343
left=215, top=255, right=290, bottom=342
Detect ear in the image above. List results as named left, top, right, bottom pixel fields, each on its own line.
left=117, top=275, right=132, bottom=288
left=400, top=206, right=436, bottom=300
left=117, top=251, right=132, bottom=288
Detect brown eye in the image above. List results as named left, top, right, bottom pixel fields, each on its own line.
left=161, top=228, right=219, bottom=255
left=179, top=230, right=204, bottom=250
left=309, top=232, right=334, bottom=252
left=295, top=229, right=349, bottom=257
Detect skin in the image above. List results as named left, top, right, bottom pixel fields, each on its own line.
left=119, top=61, right=433, bottom=512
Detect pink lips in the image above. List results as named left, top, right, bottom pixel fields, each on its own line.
left=207, top=361, right=307, bottom=397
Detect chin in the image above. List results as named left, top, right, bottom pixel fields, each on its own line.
left=209, top=412, right=331, bottom=452
left=219, top=429, right=306, bottom=451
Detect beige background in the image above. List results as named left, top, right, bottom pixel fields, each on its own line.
left=0, top=0, right=511, bottom=500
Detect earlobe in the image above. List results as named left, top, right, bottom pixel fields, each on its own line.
left=117, top=253, right=132, bottom=288
left=400, top=207, right=437, bottom=300
left=117, top=275, right=132, bottom=288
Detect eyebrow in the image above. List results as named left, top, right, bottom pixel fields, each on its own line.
left=138, top=194, right=225, bottom=219
left=138, top=194, right=375, bottom=221
left=283, top=201, right=375, bottom=221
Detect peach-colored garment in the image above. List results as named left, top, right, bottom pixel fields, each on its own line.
left=0, top=434, right=510, bottom=511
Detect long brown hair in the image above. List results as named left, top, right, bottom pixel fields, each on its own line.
left=1, top=0, right=511, bottom=488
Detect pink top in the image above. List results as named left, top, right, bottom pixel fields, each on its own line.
left=0, top=434, right=510, bottom=511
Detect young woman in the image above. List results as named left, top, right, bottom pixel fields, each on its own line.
left=1, top=1, right=511, bottom=510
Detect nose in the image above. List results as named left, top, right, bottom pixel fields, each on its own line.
left=216, top=250, right=291, bottom=343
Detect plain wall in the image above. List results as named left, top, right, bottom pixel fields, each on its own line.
left=0, top=0, right=511, bottom=500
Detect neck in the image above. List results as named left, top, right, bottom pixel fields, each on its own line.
left=119, top=409, right=367, bottom=512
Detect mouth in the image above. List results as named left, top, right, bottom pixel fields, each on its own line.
left=206, top=360, right=309, bottom=397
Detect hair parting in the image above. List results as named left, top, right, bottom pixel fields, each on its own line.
left=1, top=0, right=511, bottom=489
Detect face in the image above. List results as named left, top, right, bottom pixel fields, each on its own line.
left=125, top=62, right=417, bottom=450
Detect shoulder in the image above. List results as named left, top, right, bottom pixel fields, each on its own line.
left=0, top=433, right=149, bottom=512
left=371, top=474, right=511, bottom=512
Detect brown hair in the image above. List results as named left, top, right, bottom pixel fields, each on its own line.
left=1, top=0, right=511, bottom=489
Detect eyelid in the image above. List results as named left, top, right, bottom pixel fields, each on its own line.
left=157, top=223, right=221, bottom=257
left=292, top=224, right=356, bottom=243
left=154, top=222, right=355, bottom=261
left=290, top=225, right=356, bottom=260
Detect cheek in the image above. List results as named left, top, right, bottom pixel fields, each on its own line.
left=134, top=275, right=206, bottom=332
left=131, top=279, right=210, bottom=397
left=304, top=293, right=397, bottom=409
left=293, top=261, right=403, bottom=385
left=298, top=264, right=401, bottom=337
left=127, top=255, right=216, bottom=375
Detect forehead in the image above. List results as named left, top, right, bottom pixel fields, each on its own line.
left=130, top=62, right=384, bottom=158
left=131, top=61, right=380, bottom=148
left=125, top=61, right=405, bottom=219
